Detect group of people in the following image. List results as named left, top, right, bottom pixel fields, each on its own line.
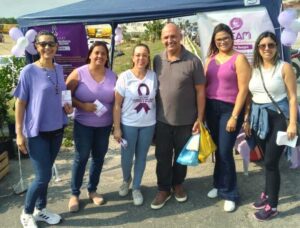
left=14, top=22, right=297, bottom=228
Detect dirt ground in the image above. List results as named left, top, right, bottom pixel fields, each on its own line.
left=0, top=135, right=299, bottom=228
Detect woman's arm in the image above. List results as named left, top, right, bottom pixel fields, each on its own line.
left=227, top=54, right=251, bottom=132
left=15, top=98, right=27, bottom=154
left=283, top=62, right=298, bottom=139
left=113, top=92, right=124, bottom=142
left=66, top=69, right=96, bottom=112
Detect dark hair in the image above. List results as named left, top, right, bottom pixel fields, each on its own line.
left=132, top=43, right=151, bottom=70
left=34, top=30, right=58, bottom=44
left=86, top=41, right=110, bottom=68
left=253, top=31, right=279, bottom=68
left=207, top=23, right=234, bottom=57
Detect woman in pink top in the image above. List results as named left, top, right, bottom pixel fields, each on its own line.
left=204, top=23, right=250, bottom=212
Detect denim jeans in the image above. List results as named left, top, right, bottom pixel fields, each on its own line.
left=121, top=124, right=155, bottom=190
left=71, top=120, right=112, bottom=196
left=206, top=99, right=243, bottom=202
left=155, top=121, right=193, bottom=192
left=25, top=132, right=64, bottom=214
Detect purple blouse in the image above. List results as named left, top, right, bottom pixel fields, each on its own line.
left=74, top=65, right=116, bottom=127
left=13, top=63, right=68, bottom=138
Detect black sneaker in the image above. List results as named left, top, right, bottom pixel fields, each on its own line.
left=254, top=204, right=278, bottom=221
left=252, top=192, right=267, bottom=210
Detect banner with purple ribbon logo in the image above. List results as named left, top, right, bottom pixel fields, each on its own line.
left=32, top=23, right=89, bottom=77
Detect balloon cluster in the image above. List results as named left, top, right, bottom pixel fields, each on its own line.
left=114, top=26, right=123, bottom=45
left=9, top=27, right=38, bottom=57
left=278, top=9, right=300, bottom=46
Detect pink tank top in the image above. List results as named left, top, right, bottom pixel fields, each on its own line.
left=206, top=53, right=239, bottom=104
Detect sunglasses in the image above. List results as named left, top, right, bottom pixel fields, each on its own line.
left=258, top=43, right=276, bottom=50
left=36, top=41, right=57, bottom=48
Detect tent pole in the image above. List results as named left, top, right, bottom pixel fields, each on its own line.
left=110, top=23, right=118, bottom=70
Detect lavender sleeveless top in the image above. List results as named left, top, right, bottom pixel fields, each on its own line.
left=206, top=53, right=239, bottom=104
left=74, top=65, right=116, bottom=127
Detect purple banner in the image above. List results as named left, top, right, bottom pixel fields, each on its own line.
left=32, top=23, right=88, bottom=77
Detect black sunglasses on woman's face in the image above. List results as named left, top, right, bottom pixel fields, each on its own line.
left=36, top=41, right=57, bottom=48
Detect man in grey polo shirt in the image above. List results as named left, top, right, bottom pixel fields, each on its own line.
left=151, top=23, right=206, bottom=209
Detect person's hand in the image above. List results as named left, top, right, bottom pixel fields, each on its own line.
left=287, top=122, right=297, bottom=140
left=82, top=103, right=97, bottom=112
left=243, top=121, right=251, bottom=137
left=192, top=120, right=200, bottom=134
left=63, top=103, right=73, bottom=114
left=16, top=133, right=27, bottom=154
left=113, top=127, right=122, bottom=142
left=226, top=117, right=237, bottom=132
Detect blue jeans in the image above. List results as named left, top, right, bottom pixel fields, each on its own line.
left=206, top=99, right=243, bottom=202
left=121, top=124, right=155, bottom=190
left=71, top=120, right=111, bottom=196
left=25, top=132, right=63, bottom=214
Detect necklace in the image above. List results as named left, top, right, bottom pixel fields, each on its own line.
left=39, top=60, right=59, bottom=94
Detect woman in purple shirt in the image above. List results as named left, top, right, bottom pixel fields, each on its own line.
left=15, top=31, right=73, bottom=228
left=205, top=24, right=250, bottom=212
left=66, top=41, right=116, bottom=212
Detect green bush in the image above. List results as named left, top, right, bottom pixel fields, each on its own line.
left=0, top=56, right=25, bottom=137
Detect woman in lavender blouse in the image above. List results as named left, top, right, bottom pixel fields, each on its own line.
left=66, top=41, right=116, bottom=212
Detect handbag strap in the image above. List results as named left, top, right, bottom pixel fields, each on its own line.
left=258, top=66, right=287, bottom=120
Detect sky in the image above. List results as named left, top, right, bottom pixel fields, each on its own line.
left=0, top=0, right=82, bottom=18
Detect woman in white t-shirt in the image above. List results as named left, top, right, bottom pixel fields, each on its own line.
left=244, top=31, right=297, bottom=221
left=113, top=43, right=157, bottom=206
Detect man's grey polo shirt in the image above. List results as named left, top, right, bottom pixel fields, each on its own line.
left=153, top=46, right=206, bottom=126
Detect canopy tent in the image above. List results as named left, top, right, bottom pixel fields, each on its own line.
left=18, top=0, right=281, bottom=28
left=17, top=0, right=287, bottom=60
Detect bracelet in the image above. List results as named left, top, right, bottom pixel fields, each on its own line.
left=231, top=115, right=238, bottom=120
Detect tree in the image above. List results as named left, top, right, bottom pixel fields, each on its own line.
left=143, top=20, right=165, bottom=42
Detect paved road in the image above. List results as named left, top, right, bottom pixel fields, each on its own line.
left=0, top=136, right=299, bottom=228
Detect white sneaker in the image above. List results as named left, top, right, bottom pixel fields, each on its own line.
left=132, top=189, right=143, bottom=206
left=33, top=208, right=61, bottom=225
left=207, top=188, right=218, bottom=198
left=119, top=178, right=132, bottom=197
left=20, top=210, right=38, bottom=228
left=224, top=200, right=236, bottom=212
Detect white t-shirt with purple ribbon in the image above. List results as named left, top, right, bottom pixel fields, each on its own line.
left=115, top=69, right=157, bottom=127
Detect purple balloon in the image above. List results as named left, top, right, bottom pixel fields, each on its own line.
left=26, top=43, right=37, bottom=55
left=278, top=9, right=297, bottom=28
left=9, top=27, right=23, bottom=41
left=11, top=44, right=25, bottom=57
left=281, top=29, right=297, bottom=46
left=25, top=29, right=37, bottom=43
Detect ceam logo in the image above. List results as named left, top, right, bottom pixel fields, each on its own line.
left=229, top=18, right=243, bottom=31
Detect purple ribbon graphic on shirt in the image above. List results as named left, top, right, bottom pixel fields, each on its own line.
left=134, top=83, right=150, bottom=113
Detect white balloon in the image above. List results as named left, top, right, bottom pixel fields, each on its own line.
left=25, top=29, right=37, bottom=43
left=26, top=43, right=37, bottom=55
left=289, top=18, right=300, bottom=33
left=16, top=37, right=29, bottom=49
left=281, top=29, right=297, bottom=46
left=11, top=44, right=25, bottom=57
left=115, top=34, right=122, bottom=43
left=115, top=27, right=122, bottom=35
left=9, top=27, right=24, bottom=41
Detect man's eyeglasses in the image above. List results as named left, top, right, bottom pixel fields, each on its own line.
left=36, top=41, right=57, bottom=48
left=258, top=43, right=276, bottom=50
